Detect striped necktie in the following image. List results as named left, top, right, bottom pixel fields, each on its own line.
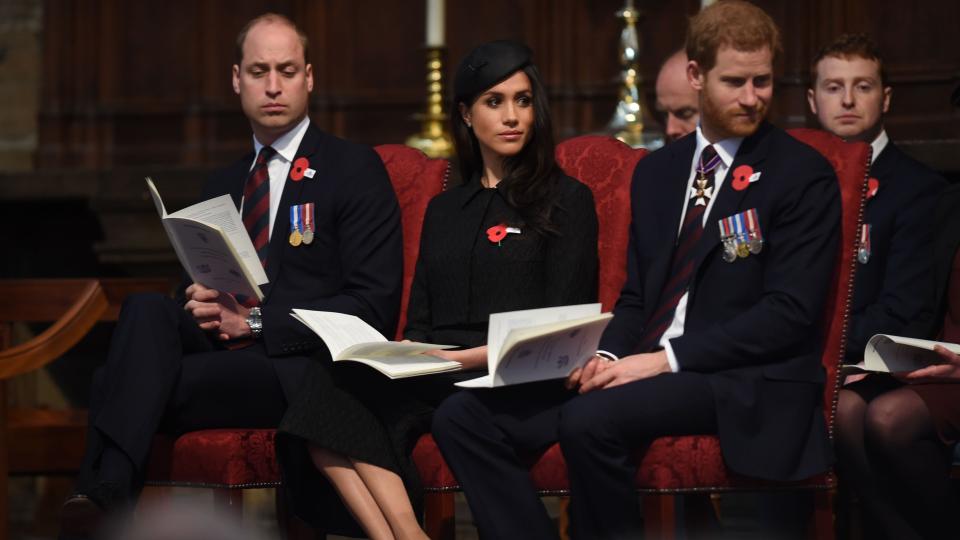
left=242, top=146, right=276, bottom=268
left=636, top=144, right=720, bottom=353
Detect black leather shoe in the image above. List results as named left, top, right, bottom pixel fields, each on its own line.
left=60, top=481, right=128, bottom=538
left=60, top=494, right=103, bottom=538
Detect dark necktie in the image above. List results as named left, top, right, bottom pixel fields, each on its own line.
left=636, top=144, right=720, bottom=353
left=242, top=146, right=276, bottom=268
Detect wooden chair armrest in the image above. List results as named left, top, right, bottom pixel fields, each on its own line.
left=0, top=280, right=108, bottom=380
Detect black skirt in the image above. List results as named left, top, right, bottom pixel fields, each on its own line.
left=276, top=358, right=473, bottom=535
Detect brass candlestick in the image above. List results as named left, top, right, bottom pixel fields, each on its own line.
left=608, top=1, right=664, bottom=150
left=406, top=47, right=454, bottom=158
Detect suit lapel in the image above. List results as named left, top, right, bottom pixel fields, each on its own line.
left=689, top=122, right=772, bottom=272
left=264, top=123, right=325, bottom=294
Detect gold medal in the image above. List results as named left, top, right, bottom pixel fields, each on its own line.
left=289, top=229, right=303, bottom=247
left=736, top=242, right=750, bottom=258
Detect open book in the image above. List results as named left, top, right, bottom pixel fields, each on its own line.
left=843, top=334, right=960, bottom=374
left=291, top=309, right=460, bottom=379
left=147, top=177, right=267, bottom=301
left=457, top=304, right=613, bottom=388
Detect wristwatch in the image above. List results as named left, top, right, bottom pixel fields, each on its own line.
left=246, top=306, right=263, bottom=339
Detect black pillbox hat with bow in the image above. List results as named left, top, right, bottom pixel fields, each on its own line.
left=453, top=40, right=532, bottom=106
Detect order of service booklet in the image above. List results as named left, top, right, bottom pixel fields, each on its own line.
left=843, top=334, right=960, bottom=374
left=146, top=177, right=268, bottom=301
left=456, top=303, right=613, bottom=388
left=291, top=309, right=460, bottom=379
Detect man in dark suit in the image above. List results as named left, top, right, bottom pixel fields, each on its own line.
left=60, top=13, right=402, bottom=536
left=807, top=33, right=945, bottom=361
left=809, top=34, right=949, bottom=539
left=433, top=2, right=839, bottom=538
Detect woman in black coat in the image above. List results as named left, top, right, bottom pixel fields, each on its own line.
left=276, top=40, right=598, bottom=539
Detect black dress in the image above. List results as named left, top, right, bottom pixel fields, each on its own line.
left=276, top=173, right=599, bottom=534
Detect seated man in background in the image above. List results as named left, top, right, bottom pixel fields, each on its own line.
left=655, top=49, right=700, bottom=142
left=809, top=33, right=952, bottom=539
left=60, top=12, right=402, bottom=538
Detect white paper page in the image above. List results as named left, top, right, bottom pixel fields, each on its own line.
left=169, top=193, right=268, bottom=285
left=341, top=341, right=455, bottom=359
left=486, top=303, right=601, bottom=371
left=166, top=218, right=262, bottom=300
left=456, top=374, right=495, bottom=388
left=864, top=334, right=960, bottom=372
left=345, top=356, right=461, bottom=379
left=293, top=310, right=386, bottom=358
left=494, top=315, right=611, bottom=386
left=145, top=177, right=167, bottom=217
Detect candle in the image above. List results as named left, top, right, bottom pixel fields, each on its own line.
left=426, top=0, right=445, bottom=47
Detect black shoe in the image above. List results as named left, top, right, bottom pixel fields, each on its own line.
left=60, top=481, right=128, bottom=538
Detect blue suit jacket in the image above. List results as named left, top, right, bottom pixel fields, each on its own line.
left=199, top=123, right=403, bottom=397
left=846, top=141, right=946, bottom=360
left=600, top=122, right=840, bottom=481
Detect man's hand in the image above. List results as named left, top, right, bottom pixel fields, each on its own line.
left=897, top=345, right=960, bottom=383
left=184, top=283, right=251, bottom=341
left=579, top=350, right=671, bottom=394
left=565, top=355, right=613, bottom=390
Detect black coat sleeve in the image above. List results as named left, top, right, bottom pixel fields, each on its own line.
left=543, top=179, right=599, bottom=307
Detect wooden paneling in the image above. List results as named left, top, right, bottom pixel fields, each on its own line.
left=35, top=0, right=960, bottom=172
left=13, top=0, right=960, bottom=279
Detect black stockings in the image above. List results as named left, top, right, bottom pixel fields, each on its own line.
left=837, top=379, right=957, bottom=539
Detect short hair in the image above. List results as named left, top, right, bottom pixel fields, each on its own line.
left=685, top=0, right=781, bottom=74
left=810, top=33, right=886, bottom=87
left=235, top=13, right=309, bottom=65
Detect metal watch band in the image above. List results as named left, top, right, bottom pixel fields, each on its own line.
left=246, top=306, right=263, bottom=339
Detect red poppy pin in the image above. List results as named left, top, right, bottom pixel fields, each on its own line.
left=867, top=177, right=879, bottom=199
left=487, top=223, right=508, bottom=245
left=731, top=165, right=754, bottom=191
left=290, top=157, right=312, bottom=181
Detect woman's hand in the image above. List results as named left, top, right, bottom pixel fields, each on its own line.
left=423, top=345, right=489, bottom=370
left=897, top=345, right=960, bottom=383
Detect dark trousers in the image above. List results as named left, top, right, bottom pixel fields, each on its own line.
left=431, top=372, right=717, bottom=540
left=78, top=293, right=290, bottom=491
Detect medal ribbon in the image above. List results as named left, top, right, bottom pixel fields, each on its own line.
left=290, top=205, right=302, bottom=235
left=303, top=202, right=314, bottom=233
left=696, top=152, right=723, bottom=178
left=860, top=223, right=871, bottom=254
left=746, top=208, right=763, bottom=241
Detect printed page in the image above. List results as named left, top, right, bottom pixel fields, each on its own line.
left=864, top=334, right=960, bottom=372
left=164, top=218, right=263, bottom=300
left=495, top=314, right=612, bottom=386
left=292, top=310, right=387, bottom=358
left=486, top=303, right=602, bottom=372
left=145, top=177, right=267, bottom=286
left=292, top=309, right=458, bottom=377
left=169, top=193, right=268, bottom=285
left=458, top=312, right=612, bottom=388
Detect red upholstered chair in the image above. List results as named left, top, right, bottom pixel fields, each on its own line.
left=143, top=145, right=450, bottom=528
left=555, top=135, right=648, bottom=311
left=417, top=130, right=870, bottom=540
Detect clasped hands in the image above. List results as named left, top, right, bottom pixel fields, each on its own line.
left=565, top=350, right=670, bottom=394
left=184, top=283, right=251, bottom=341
